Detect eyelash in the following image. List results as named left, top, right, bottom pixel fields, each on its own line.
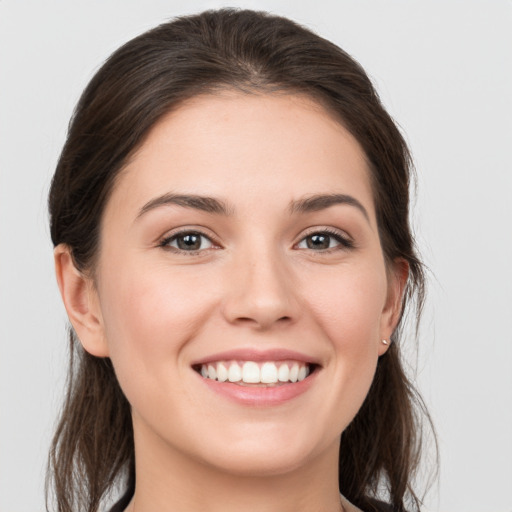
left=158, top=230, right=219, bottom=255
left=297, top=228, right=355, bottom=252
left=158, top=228, right=354, bottom=255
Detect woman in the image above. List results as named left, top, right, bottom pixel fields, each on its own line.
left=47, top=8, right=432, bottom=512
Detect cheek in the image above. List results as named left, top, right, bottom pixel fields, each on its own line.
left=97, top=257, right=219, bottom=378
left=304, top=262, right=388, bottom=349
left=301, top=262, right=387, bottom=418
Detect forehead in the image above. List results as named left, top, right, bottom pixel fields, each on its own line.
left=109, top=92, right=375, bottom=221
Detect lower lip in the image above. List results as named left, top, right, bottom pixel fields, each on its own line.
left=196, top=371, right=317, bottom=406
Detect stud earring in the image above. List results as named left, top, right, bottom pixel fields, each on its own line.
left=381, top=339, right=389, bottom=345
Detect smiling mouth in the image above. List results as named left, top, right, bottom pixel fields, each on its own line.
left=193, top=360, right=317, bottom=386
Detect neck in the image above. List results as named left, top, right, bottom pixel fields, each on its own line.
left=127, top=418, right=344, bottom=512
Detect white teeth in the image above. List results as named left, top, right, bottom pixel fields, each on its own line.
left=278, top=363, right=290, bottom=382
left=261, top=362, right=278, bottom=384
left=216, top=362, right=228, bottom=382
left=242, top=362, right=260, bottom=383
left=207, top=364, right=217, bottom=380
left=289, top=363, right=299, bottom=383
left=228, top=362, right=242, bottom=382
left=199, top=360, right=312, bottom=385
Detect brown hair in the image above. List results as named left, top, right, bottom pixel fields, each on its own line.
left=47, top=8, right=434, bottom=512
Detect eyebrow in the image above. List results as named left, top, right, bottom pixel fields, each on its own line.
left=137, top=193, right=233, bottom=218
left=289, top=194, right=370, bottom=222
left=137, top=192, right=369, bottom=222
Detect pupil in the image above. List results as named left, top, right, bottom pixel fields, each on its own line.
left=178, top=234, right=201, bottom=250
left=308, top=234, right=329, bottom=249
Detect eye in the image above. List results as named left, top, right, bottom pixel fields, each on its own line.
left=161, top=231, right=215, bottom=252
left=296, top=230, right=353, bottom=251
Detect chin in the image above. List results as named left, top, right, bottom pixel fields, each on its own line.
left=184, top=422, right=336, bottom=479
left=202, top=445, right=317, bottom=478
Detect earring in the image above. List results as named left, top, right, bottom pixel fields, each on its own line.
left=381, top=339, right=389, bottom=346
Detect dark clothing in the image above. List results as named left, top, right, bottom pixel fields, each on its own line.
left=108, top=486, right=133, bottom=512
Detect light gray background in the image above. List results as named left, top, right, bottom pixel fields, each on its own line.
left=1, top=1, right=511, bottom=511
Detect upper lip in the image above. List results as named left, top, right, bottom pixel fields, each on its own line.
left=191, top=348, right=321, bottom=367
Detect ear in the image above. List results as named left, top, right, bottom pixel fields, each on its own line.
left=379, top=258, right=409, bottom=356
left=54, top=244, right=109, bottom=357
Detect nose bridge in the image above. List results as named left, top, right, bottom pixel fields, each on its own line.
left=222, top=236, right=298, bottom=329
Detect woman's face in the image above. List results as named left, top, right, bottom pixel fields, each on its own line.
left=78, top=92, right=404, bottom=477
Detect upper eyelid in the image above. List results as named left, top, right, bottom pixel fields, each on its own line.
left=297, top=226, right=353, bottom=241
left=159, top=226, right=219, bottom=243
left=300, top=226, right=348, bottom=236
left=157, top=225, right=353, bottom=248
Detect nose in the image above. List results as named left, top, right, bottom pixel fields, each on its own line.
left=221, top=246, right=300, bottom=331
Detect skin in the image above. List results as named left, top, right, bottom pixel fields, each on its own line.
left=55, top=92, right=407, bottom=512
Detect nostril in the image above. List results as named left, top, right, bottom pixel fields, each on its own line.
left=232, top=315, right=293, bottom=330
